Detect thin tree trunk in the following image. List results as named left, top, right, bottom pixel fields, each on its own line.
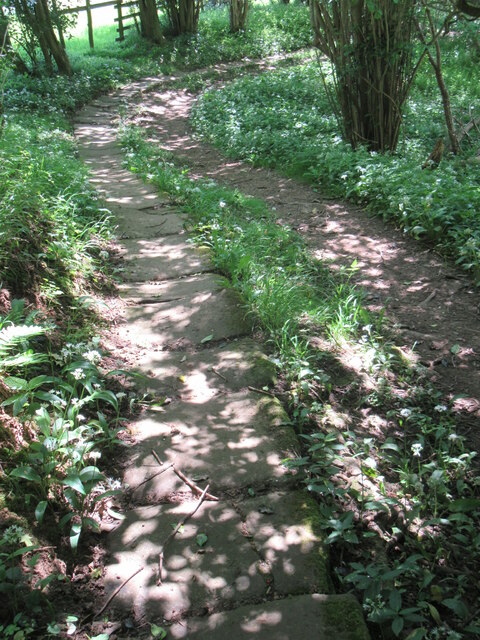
left=230, top=0, right=248, bottom=32
left=0, top=8, right=29, bottom=74
left=34, top=0, right=71, bottom=75
left=138, top=0, right=165, bottom=44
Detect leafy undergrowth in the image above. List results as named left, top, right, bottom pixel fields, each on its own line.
left=191, top=36, right=480, bottom=282
left=120, top=125, right=480, bottom=640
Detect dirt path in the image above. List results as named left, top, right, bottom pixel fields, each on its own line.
left=73, top=83, right=370, bottom=639
left=127, top=84, right=480, bottom=450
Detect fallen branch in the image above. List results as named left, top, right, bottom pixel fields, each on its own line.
left=95, top=567, right=144, bottom=618
left=248, top=385, right=275, bottom=397
left=211, top=367, right=227, bottom=381
left=157, top=484, right=210, bottom=585
left=172, top=466, right=219, bottom=502
left=151, top=449, right=219, bottom=501
left=131, top=462, right=174, bottom=491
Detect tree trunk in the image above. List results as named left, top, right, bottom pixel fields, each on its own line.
left=165, top=0, right=200, bottom=34
left=310, top=0, right=417, bottom=153
left=417, top=7, right=460, bottom=155
left=0, top=7, right=29, bottom=74
left=230, top=0, right=248, bottom=32
left=138, top=0, right=165, bottom=44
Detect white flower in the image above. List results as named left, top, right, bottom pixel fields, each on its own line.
left=89, top=451, right=102, bottom=460
left=400, top=408, right=412, bottom=418
left=77, top=414, right=86, bottom=423
left=83, top=349, right=101, bottom=363
left=219, top=200, right=226, bottom=208
left=434, top=404, right=448, bottom=413
left=411, top=442, right=423, bottom=457
left=71, top=398, right=80, bottom=407
left=73, top=368, right=86, bottom=380
left=448, top=433, right=459, bottom=442
left=115, top=392, right=127, bottom=399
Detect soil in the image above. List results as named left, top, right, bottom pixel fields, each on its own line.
left=129, top=82, right=480, bottom=451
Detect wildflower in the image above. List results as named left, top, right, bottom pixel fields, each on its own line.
left=83, top=349, right=101, bottom=363
left=77, top=414, right=86, bottom=423
left=411, top=442, right=423, bottom=457
left=434, top=404, right=448, bottom=413
left=448, top=432, right=459, bottom=442
left=73, top=368, right=86, bottom=380
left=400, top=408, right=412, bottom=418
left=89, top=451, right=102, bottom=460
left=71, top=398, right=80, bottom=407
left=115, top=391, right=127, bottom=400
left=219, top=200, right=226, bottom=208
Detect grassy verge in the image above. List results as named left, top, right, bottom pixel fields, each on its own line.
left=120, top=124, right=480, bottom=640
left=191, top=35, right=480, bottom=283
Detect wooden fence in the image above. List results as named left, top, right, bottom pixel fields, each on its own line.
left=58, top=0, right=140, bottom=47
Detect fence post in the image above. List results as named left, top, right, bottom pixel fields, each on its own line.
left=86, top=0, right=94, bottom=48
left=117, top=0, right=124, bottom=41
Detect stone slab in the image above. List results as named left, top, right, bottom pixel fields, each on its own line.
left=119, top=237, right=211, bottom=282
left=124, top=393, right=298, bottom=501
left=115, top=212, right=187, bottom=239
left=169, top=594, right=371, bottom=640
left=238, top=491, right=330, bottom=595
left=104, top=500, right=266, bottom=620
left=137, top=337, right=276, bottom=399
left=116, top=275, right=250, bottom=349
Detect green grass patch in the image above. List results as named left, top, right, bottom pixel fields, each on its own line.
left=192, top=41, right=480, bottom=281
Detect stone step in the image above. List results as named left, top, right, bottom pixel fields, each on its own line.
left=116, top=211, right=188, bottom=239
left=116, top=274, right=250, bottom=349
left=104, top=491, right=330, bottom=622
left=169, top=594, right=370, bottom=640
left=137, top=336, right=276, bottom=398
left=123, top=392, right=298, bottom=502
left=119, top=238, right=211, bottom=282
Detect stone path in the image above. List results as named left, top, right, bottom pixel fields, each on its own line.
left=74, top=83, right=370, bottom=639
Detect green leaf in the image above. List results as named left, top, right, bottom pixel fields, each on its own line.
left=62, top=472, right=86, bottom=496
left=201, top=334, right=214, bottom=343
left=450, top=344, right=461, bottom=355
left=442, top=597, right=469, bottom=619
left=89, top=390, right=119, bottom=411
left=150, top=624, right=167, bottom=639
left=248, top=488, right=255, bottom=497
left=392, top=616, right=404, bottom=636
left=196, top=533, right=208, bottom=547
left=70, top=522, right=82, bottom=552
left=79, top=465, right=104, bottom=483
left=10, top=466, right=42, bottom=484
left=35, top=500, right=48, bottom=523
left=389, top=590, right=402, bottom=612
left=449, top=498, right=480, bottom=513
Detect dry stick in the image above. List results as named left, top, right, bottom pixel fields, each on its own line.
left=211, top=367, right=227, bottom=381
left=157, top=484, right=210, bottom=586
left=132, top=462, right=174, bottom=491
left=248, top=385, right=275, bottom=398
left=95, top=567, right=144, bottom=618
left=172, top=466, right=219, bottom=502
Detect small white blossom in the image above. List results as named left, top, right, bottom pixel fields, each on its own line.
left=448, top=433, right=459, bottom=442
left=411, top=442, right=423, bottom=457
left=434, top=404, right=448, bottom=413
left=73, top=368, right=86, bottom=380
left=115, top=392, right=127, bottom=400
left=71, top=398, right=80, bottom=407
left=89, top=451, right=102, bottom=460
left=83, top=349, right=101, bottom=364
left=400, top=408, right=412, bottom=418
left=219, top=200, right=226, bottom=208
left=77, top=414, right=86, bottom=423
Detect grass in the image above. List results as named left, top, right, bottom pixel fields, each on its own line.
left=191, top=32, right=480, bottom=282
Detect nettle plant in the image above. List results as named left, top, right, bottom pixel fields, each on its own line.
left=1, top=300, right=129, bottom=551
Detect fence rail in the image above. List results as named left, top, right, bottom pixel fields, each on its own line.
left=58, top=0, right=140, bottom=46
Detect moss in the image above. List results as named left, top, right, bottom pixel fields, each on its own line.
left=258, top=396, right=299, bottom=454
left=323, top=594, right=371, bottom=640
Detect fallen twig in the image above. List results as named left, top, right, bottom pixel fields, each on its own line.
left=95, top=567, right=144, bottom=618
left=419, top=289, right=437, bottom=306
left=248, top=385, right=275, bottom=397
left=132, top=463, right=174, bottom=491
left=212, top=367, right=227, bottom=381
left=172, top=466, right=219, bottom=502
left=157, top=484, right=210, bottom=585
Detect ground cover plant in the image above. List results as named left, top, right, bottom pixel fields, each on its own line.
left=191, top=27, right=480, bottom=282
left=119, top=124, right=480, bottom=640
